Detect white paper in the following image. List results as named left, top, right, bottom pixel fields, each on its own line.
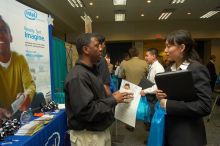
left=11, top=94, right=25, bottom=113
left=114, top=80, right=142, bottom=127
left=15, top=121, right=43, bottom=135
left=58, top=104, right=65, bottom=109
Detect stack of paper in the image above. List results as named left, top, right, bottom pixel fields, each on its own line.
left=15, top=115, right=54, bottom=136
left=15, top=121, right=44, bottom=136
left=34, top=114, right=54, bottom=121
left=34, top=114, right=54, bottom=124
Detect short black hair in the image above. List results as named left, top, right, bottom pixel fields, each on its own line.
left=75, top=33, right=96, bottom=56
left=105, top=52, right=110, bottom=58
left=146, top=48, right=159, bottom=58
left=94, top=33, right=105, bottom=44
left=128, top=47, right=139, bottom=57
left=123, top=52, right=130, bottom=59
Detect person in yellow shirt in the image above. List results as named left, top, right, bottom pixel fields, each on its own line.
left=0, top=16, right=36, bottom=120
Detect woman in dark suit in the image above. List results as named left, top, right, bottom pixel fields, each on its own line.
left=156, top=30, right=212, bottom=146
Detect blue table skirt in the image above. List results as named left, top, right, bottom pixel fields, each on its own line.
left=0, top=110, right=67, bottom=146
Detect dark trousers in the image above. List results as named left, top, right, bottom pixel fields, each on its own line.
left=146, top=94, right=157, bottom=122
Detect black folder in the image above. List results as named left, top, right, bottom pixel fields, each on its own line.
left=138, top=77, right=154, bottom=89
left=155, top=70, right=195, bottom=101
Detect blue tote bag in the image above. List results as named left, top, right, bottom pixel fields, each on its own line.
left=136, top=96, right=150, bottom=122
left=110, top=76, right=116, bottom=93
left=147, top=101, right=166, bottom=146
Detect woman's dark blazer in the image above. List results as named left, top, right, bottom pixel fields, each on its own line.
left=164, top=61, right=212, bottom=146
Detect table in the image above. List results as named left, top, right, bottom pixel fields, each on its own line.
left=0, top=110, right=67, bottom=146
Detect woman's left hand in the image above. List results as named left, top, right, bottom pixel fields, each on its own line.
left=156, top=90, right=168, bottom=109
left=156, top=89, right=167, bottom=100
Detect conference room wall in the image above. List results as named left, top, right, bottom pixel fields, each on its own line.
left=59, top=19, right=220, bottom=73
left=93, top=20, right=220, bottom=41
left=140, top=40, right=218, bottom=71
left=93, top=19, right=220, bottom=66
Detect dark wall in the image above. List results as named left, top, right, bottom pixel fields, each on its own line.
left=195, top=40, right=205, bottom=63
left=106, top=42, right=132, bottom=65
left=106, top=40, right=205, bottom=65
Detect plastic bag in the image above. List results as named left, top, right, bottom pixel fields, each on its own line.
left=110, top=76, right=117, bottom=93
left=136, top=96, right=150, bottom=122
left=147, top=101, right=166, bottom=146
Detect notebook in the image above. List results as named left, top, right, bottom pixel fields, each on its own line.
left=155, top=70, right=195, bottom=101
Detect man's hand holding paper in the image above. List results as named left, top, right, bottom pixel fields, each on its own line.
left=113, top=90, right=134, bottom=103
left=119, top=89, right=134, bottom=103
left=115, top=80, right=142, bottom=127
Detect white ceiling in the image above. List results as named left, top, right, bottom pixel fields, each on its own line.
left=17, top=0, right=220, bottom=40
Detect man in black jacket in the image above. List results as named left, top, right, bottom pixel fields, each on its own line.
left=207, top=55, right=217, bottom=91
left=95, top=34, right=112, bottom=96
left=64, top=33, right=133, bottom=146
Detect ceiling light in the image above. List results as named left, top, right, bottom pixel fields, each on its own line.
left=147, top=0, right=151, bottom=3
left=158, top=9, right=174, bottom=20
left=115, top=11, right=125, bottom=21
left=141, top=14, right=144, bottom=17
left=89, top=2, right=93, bottom=6
left=67, top=0, right=84, bottom=8
left=187, top=12, right=191, bottom=15
left=200, top=10, right=220, bottom=18
left=113, top=0, right=127, bottom=5
left=96, top=16, right=99, bottom=19
left=115, top=14, right=125, bottom=21
left=158, top=12, right=172, bottom=20
left=171, top=0, right=185, bottom=4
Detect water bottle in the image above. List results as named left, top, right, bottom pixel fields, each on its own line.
left=28, top=108, right=33, bottom=117
left=20, top=108, right=32, bottom=125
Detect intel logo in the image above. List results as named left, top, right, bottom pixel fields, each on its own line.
left=24, top=9, right=37, bottom=20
